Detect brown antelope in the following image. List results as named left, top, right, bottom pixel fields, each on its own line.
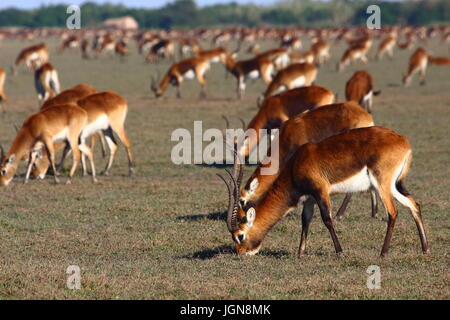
left=310, top=38, right=330, bottom=65
left=0, top=104, right=96, bottom=186
left=403, top=47, right=428, bottom=86
left=195, top=48, right=229, bottom=64
left=240, top=85, right=334, bottom=158
left=33, top=91, right=134, bottom=180
left=262, top=63, right=317, bottom=100
left=219, top=126, right=429, bottom=257
left=41, top=83, right=97, bottom=109
left=58, top=35, right=80, bottom=53
left=178, top=38, right=201, bottom=58
left=225, top=54, right=274, bottom=99
left=115, top=40, right=128, bottom=59
left=0, top=67, right=6, bottom=113
left=289, top=50, right=315, bottom=65
left=95, top=34, right=115, bottom=57
left=151, top=56, right=210, bottom=98
left=146, top=39, right=175, bottom=63
left=239, top=101, right=375, bottom=219
left=376, top=34, right=397, bottom=60
left=34, top=63, right=60, bottom=105
left=12, top=43, right=49, bottom=74
left=256, top=48, right=290, bottom=71
left=345, top=70, right=380, bottom=113
left=337, top=43, right=370, bottom=72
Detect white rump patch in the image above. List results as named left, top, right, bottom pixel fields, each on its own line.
left=53, top=128, right=69, bottom=143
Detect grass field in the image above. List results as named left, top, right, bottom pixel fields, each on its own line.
left=0, top=37, right=449, bottom=300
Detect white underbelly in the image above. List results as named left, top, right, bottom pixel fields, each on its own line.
left=184, top=69, right=196, bottom=80
left=248, top=70, right=259, bottom=79
left=330, top=167, right=372, bottom=194
left=290, top=76, right=306, bottom=88
left=211, top=57, right=220, bottom=63
left=53, top=128, right=69, bottom=143
left=81, top=115, right=109, bottom=139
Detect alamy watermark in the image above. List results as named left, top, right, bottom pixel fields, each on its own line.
left=366, top=5, right=381, bottom=30
left=366, top=265, right=381, bottom=289
left=66, top=265, right=81, bottom=290
left=171, top=121, right=280, bottom=175
left=66, top=5, right=81, bottom=30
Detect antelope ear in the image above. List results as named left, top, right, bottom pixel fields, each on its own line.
left=246, top=207, right=256, bottom=227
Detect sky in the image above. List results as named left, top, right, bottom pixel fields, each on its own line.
left=0, top=0, right=279, bottom=9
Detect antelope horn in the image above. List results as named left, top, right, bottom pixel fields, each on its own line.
left=221, top=115, right=230, bottom=129
left=238, top=117, right=246, bottom=130
left=0, top=145, right=4, bottom=163
left=217, top=169, right=238, bottom=233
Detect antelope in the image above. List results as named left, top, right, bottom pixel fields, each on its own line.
left=256, top=48, right=290, bottom=71
left=178, top=38, right=201, bottom=58
left=146, top=39, right=175, bottom=63
left=33, top=91, right=134, bottom=180
left=310, top=38, right=330, bottom=65
left=281, top=36, right=302, bottom=51
left=403, top=47, right=428, bottom=87
left=239, top=101, right=376, bottom=219
left=115, top=40, right=128, bottom=59
left=151, top=57, right=210, bottom=98
left=0, top=104, right=96, bottom=186
left=195, top=48, right=229, bottom=64
left=219, top=126, right=429, bottom=257
left=376, top=34, right=397, bottom=60
left=337, top=43, right=370, bottom=72
left=0, top=67, right=6, bottom=113
left=12, top=43, right=49, bottom=74
left=345, top=70, right=380, bottom=113
left=225, top=54, right=274, bottom=99
left=289, top=50, right=315, bottom=65
left=58, top=35, right=80, bottom=53
left=34, top=63, right=61, bottom=105
left=240, top=85, right=334, bottom=158
left=41, top=83, right=97, bottom=109
left=261, top=63, right=317, bottom=100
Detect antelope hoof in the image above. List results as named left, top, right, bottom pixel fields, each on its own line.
left=101, top=171, right=110, bottom=176
left=65, top=179, right=72, bottom=185
left=128, top=168, right=135, bottom=176
left=92, top=178, right=98, bottom=184
left=54, top=177, right=60, bottom=184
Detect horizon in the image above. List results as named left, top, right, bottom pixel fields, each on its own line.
left=0, top=0, right=280, bottom=10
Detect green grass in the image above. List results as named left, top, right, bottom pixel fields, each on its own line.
left=0, top=37, right=449, bottom=299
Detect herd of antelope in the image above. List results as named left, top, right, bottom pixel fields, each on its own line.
left=1, top=24, right=449, bottom=259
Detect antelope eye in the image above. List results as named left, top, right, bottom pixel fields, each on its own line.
left=1, top=169, right=6, bottom=176
left=237, top=234, right=245, bottom=243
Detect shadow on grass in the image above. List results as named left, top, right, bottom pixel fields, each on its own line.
left=177, top=210, right=226, bottom=222
left=181, top=245, right=290, bottom=260
left=387, top=83, right=401, bottom=87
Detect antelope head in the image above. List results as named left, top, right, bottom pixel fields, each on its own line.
left=217, top=144, right=262, bottom=256
left=0, top=145, right=16, bottom=187
left=150, top=73, right=162, bottom=98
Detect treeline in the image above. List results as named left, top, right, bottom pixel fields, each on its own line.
left=0, top=0, right=449, bottom=29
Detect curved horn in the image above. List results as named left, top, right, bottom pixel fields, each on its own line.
left=217, top=169, right=239, bottom=233
left=0, top=145, right=4, bottom=163
left=221, top=115, right=230, bottom=129
left=238, top=117, right=246, bottom=130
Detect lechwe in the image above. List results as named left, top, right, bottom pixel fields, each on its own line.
left=33, top=91, right=134, bottom=180
left=0, top=104, right=94, bottom=186
left=238, top=85, right=334, bottom=159
left=261, top=63, right=317, bottom=100
left=34, top=63, right=61, bottom=105
left=345, top=70, right=380, bottom=113
left=151, top=56, right=210, bottom=98
left=239, top=102, right=376, bottom=221
left=403, top=47, right=450, bottom=86
left=219, top=126, right=429, bottom=257
left=12, top=43, right=49, bottom=75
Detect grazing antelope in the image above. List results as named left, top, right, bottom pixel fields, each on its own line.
left=178, top=38, right=201, bottom=58
left=219, top=126, right=429, bottom=257
left=95, top=34, right=115, bottom=57
left=33, top=91, right=134, bottom=180
left=376, top=34, right=397, bottom=60
left=151, top=57, right=210, bottom=98
left=337, top=43, right=370, bottom=72
left=239, top=101, right=375, bottom=218
left=146, top=39, right=175, bottom=63
left=34, top=63, right=60, bottom=105
left=289, top=50, right=315, bottom=65
left=262, top=63, right=317, bottom=100
left=115, top=40, right=128, bottom=59
left=0, top=104, right=95, bottom=186
left=310, top=39, right=330, bottom=65
left=195, top=48, right=229, bottom=64
left=12, top=43, right=49, bottom=74
left=403, top=48, right=428, bottom=87
left=345, top=70, right=380, bottom=113
left=240, top=85, right=334, bottom=158
left=58, top=35, right=80, bottom=53
left=225, top=54, right=274, bottom=99
left=42, top=83, right=97, bottom=109
left=0, top=67, right=6, bottom=113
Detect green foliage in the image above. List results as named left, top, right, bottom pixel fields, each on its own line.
left=0, top=0, right=448, bottom=29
